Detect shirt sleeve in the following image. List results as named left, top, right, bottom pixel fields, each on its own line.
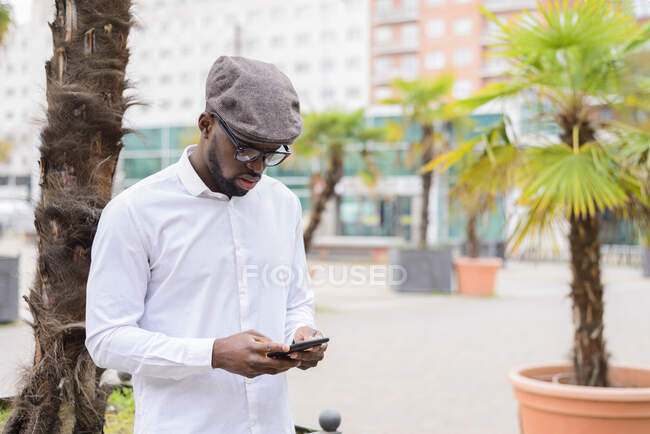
left=284, top=197, right=316, bottom=344
left=85, top=197, right=214, bottom=381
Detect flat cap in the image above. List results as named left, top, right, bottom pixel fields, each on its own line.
left=205, top=56, right=302, bottom=145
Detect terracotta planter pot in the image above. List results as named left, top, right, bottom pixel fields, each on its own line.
left=454, top=257, right=502, bottom=296
left=511, top=364, right=650, bottom=434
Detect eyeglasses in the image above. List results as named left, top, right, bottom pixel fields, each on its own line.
left=209, top=112, right=291, bottom=167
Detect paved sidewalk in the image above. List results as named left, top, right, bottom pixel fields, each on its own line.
left=288, top=261, right=650, bottom=433
left=1, top=253, right=648, bottom=433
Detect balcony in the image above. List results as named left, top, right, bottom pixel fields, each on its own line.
left=373, top=6, right=419, bottom=25
left=482, top=0, right=536, bottom=12
left=373, top=39, right=420, bottom=55
left=373, top=68, right=418, bottom=85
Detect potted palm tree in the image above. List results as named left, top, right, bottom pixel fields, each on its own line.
left=383, top=75, right=457, bottom=292
left=453, top=1, right=650, bottom=432
left=422, top=120, right=515, bottom=295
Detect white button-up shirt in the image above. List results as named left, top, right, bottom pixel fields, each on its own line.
left=85, top=145, right=315, bottom=434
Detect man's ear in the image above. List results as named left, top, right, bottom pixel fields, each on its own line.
left=198, top=112, right=212, bottom=138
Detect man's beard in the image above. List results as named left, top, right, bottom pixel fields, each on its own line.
left=205, top=141, right=257, bottom=198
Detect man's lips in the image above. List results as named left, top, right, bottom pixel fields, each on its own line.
left=236, top=175, right=260, bottom=190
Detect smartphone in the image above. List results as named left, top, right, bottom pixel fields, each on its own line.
left=267, top=337, right=330, bottom=358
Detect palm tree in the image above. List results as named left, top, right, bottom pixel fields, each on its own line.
left=384, top=75, right=454, bottom=249
left=0, top=3, right=10, bottom=45
left=293, top=109, right=386, bottom=252
left=445, top=0, right=650, bottom=386
left=4, top=1, right=134, bottom=432
left=422, top=118, right=517, bottom=258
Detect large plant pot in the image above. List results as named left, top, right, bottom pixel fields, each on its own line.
left=511, top=364, right=650, bottom=434
left=642, top=246, right=650, bottom=277
left=454, top=257, right=502, bottom=296
left=389, top=247, right=452, bottom=293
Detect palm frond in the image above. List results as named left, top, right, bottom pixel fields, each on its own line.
left=519, top=143, right=629, bottom=220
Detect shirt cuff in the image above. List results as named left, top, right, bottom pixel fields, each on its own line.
left=185, top=337, right=216, bottom=369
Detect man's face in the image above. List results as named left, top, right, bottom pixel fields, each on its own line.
left=203, top=118, right=280, bottom=197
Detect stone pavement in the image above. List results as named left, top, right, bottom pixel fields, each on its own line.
left=287, top=261, right=650, bottom=433
left=1, top=244, right=648, bottom=433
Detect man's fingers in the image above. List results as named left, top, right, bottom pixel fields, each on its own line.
left=247, top=330, right=270, bottom=342
left=252, top=340, right=289, bottom=354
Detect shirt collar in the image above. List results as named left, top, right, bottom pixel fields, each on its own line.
left=177, top=144, right=230, bottom=201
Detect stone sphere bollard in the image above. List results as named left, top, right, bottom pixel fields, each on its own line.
left=318, top=409, right=341, bottom=432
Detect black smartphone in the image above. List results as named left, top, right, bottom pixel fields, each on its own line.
left=267, top=337, right=330, bottom=358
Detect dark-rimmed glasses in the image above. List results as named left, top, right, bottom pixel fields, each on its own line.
left=209, top=112, right=291, bottom=167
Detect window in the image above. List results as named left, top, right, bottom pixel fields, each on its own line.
left=181, top=46, right=192, bottom=56
left=346, top=57, right=361, bottom=69
left=375, top=86, right=392, bottom=101
left=271, top=35, right=285, bottom=48
left=453, top=18, right=473, bottom=35
left=245, top=38, right=258, bottom=51
left=402, top=55, right=418, bottom=79
left=321, top=30, right=336, bottom=43
left=453, top=80, right=473, bottom=98
left=346, top=28, right=361, bottom=41
left=181, top=98, right=193, bottom=108
left=374, top=26, right=392, bottom=43
left=5, top=112, right=14, bottom=120
left=295, top=62, right=311, bottom=73
left=295, top=33, right=311, bottom=46
left=271, top=8, right=285, bottom=19
left=5, top=88, right=15, bottom=97
left=425, top=51, right=446, bottom=70
left=402, top=23, right=419, bottom=45
left=160, top=99, right=171, bottom=110
left=374, top=57, right=391, bottom=73
left=453, top=49, right=473, bottom=66
left=159, top=74, right=172, bottom=84
left=321, top=88, right=335, bottom=99
left=376, top=0, right=391, bottom=13
left=426, top=19, right=445, bottom=38
left=346, top=87, right=361, bottom=98
left=321, top=59, right=335, bottom=72
left=403, top=0, right=418, bottom=12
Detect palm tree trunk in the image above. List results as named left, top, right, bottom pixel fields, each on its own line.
left=466, top=212, right=479, bottom=258
left=569, top=213, right=608, bottom=387
left=419, top=124, right=434, bottom=249
left=303, top=148, right=344, bottom=253
left=4, top=1, right=133, bottom=432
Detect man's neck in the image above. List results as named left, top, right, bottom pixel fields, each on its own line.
left=188, top=147, right=221, bottom=193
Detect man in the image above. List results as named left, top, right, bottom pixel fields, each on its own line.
left=85, top=56, right=327, bottom=434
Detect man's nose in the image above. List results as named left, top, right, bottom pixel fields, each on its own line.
left=246, top=157, right=265, bottom=175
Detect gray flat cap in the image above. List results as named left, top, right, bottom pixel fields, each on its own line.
left=205, top=56, right=302, bottom=145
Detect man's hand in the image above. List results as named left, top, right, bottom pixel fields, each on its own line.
left=212, top=330, right=300, bottom=378
left=290, top=326, right=328, bottom=370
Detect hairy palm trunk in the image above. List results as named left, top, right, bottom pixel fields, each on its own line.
left=4, top=1, right=133, bottom=432
left=569, top=213, right=608, bottom=386
left=559, top=118, right=608, bottom=387
left=303, top=146, right=343, bottom=252
left=466, top=213, right=479, bottom=258
left=418, top=124, right=434, bottom=249
left=303, top=148, right=344, bottom=253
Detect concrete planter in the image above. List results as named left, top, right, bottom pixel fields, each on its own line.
left=389, top=247, right=452, bottom=293
left=511, top=364, right=650, bottom=434
left=0, top=256, right=19, bottom=323
left=642, top=246, right=650, bottom=278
